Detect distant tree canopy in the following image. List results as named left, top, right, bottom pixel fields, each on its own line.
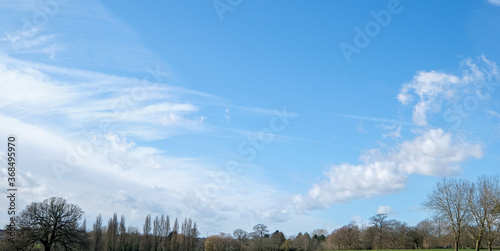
left=2, top=175, right=500, bottom=251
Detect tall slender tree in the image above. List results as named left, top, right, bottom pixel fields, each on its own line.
left=140, top=214, right=152, bottom=251
left=106, top=213, right=118, bottom=251
left=118, top=215, right=127, bottom=251
left=91, top=214, right=103, bottom=251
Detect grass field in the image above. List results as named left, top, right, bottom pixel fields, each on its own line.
left=321, top=250, right=481, bottom=251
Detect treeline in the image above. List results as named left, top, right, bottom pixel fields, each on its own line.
left=203, top=214, right=488, bottom=251
left=88, top=213, right=200, bottom=251
left=1, top=197, right=201, bottom=251
left=204, top=175, right=500, bottom=251
left=2, top=175, right=500, bottom=251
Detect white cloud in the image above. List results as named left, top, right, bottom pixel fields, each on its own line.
left=487, top=0, right=500, bottom=6
left=294, top=129, right=482, bottom=210
left=487, top=110, right=500, bottom=117
left=0, top=113, right=292, bottom=235
left=295, top=57, right=496, bottom=212
left=350, top=215, right=364, bottom=225
left=0, top=52, right=304, bottom=234
left=382, top=125, right=402, bottom=138
left=377, top=206, right=395, bottom=215
left=397, top=57, right=499, bottom=126
left=329, top=113, right=414, bottom=126
left=398, top=71, right=462, bottom=126
left=396, top=129, right=482, bottom=176
left=0, top=56, right=210, bottom=140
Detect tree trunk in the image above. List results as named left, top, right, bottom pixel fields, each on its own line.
left=475, top=237, right=481, bottom=251
left=455, top=239, right=459, bottom=251
left=44, top=244, right=51, bottom=251
left=488, top=239, right=493, bottom=251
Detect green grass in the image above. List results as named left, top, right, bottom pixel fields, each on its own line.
left=32, top=243, right=43, bottom=249
left=321, top=250, right=479, bottom=251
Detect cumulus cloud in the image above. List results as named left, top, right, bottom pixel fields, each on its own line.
left=377, top=206, right=395, bottom=215
left=397, top=56, right=499, bottom=126
left=396, top=129, right=482, bottom=176
left=294, top=129, right=482, bottom=210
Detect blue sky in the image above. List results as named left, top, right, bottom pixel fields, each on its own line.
left=1, top=0, right=500, bottom=236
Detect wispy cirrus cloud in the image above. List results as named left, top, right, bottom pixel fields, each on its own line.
left=0, top=55, right=211, bottom=140
left=397, top=56, right=499, bottom=126
left=0, top=103, right=292, bottom=235
left=0, top=50, right=301, bottom=234
left=329, top=112, right=414, bottom=126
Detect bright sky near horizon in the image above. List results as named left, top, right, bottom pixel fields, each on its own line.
left=1, top=0, right=500, bottom=237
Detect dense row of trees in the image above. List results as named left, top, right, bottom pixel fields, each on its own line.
left=2, top=175, right=500, bottom=250
left=88, top=212, right=199, bottom=251
left=1, top=197, right=200, bottom=251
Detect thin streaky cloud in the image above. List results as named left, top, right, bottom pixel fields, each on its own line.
left=487, top=110, right=500, bottom=117
left=229, top=105, right=298, bottom=117
left=328, top=112, right=414, bottom=126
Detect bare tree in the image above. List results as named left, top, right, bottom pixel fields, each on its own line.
left=471, top=175, right=500, bottom=251
left=386, top=220, right=412, bottom=249
left=333, top=221, right=361, bottom=250
left=370, top=214, right=388, bottom=249
left=423, top=178, right=472, bottom=251
left=312, top=228, right=328, bottom=240
left=205, top=235, right=228, bottom=251
left=415, top=219, right=438, bottom=248
left=293, top=232, right=313, bottom=251
left=408, top=226, right=425, bottom=249
left=15, top=197, right=87, bottom=251
left=253, top=224, right=269, bottom=238
left=431, top=215, right=451, bottom=248
left=233, top=228, right=248, bottom=250
left=252, top=224, right=269, bottom=251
